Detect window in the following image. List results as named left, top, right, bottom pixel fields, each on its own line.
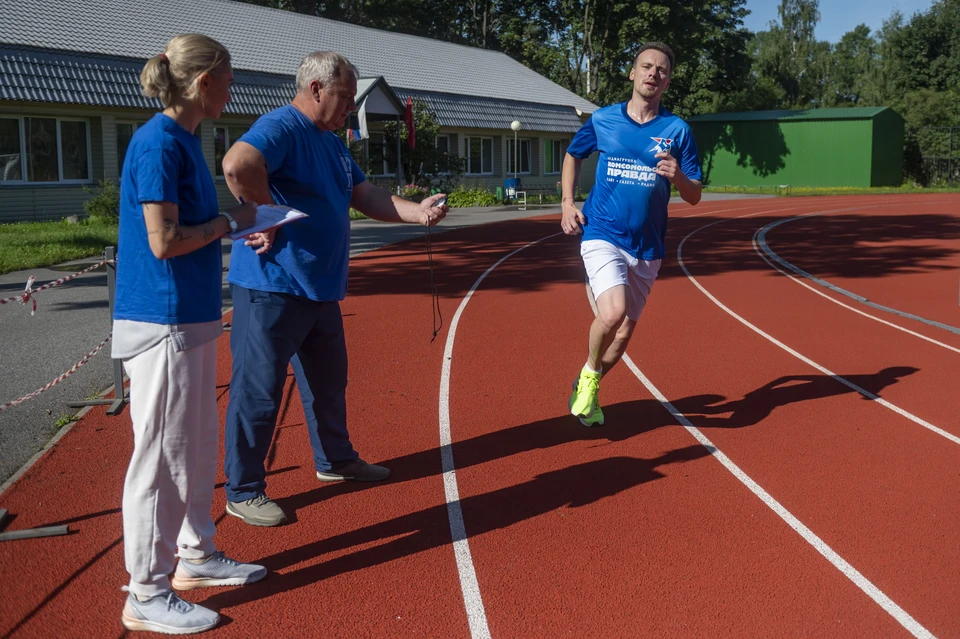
left=466, top=136, right=493, bottom=175
left=25, top=118, right=59, bottom=182
left=0, top=118, right=21, bottom=182
left=0, top=116, right=91, bottom=184
left=367, top=132, right=398, bottom=176
left=60, top=120, right=90, bottom=180
left=435, top=134, right=451, bottom=173
left=116, top=121, right=147, bottom=175
left=213, top=125, right=250, bottom=176
left=544, top=138, right=569, bottom=174
left=507, top=138, right=531, bottom=175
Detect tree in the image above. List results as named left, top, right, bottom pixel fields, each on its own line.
left=827, top=25, right=879, bottom=106
left=751, top=0, right=829, bottom=108
left=382, top=100, right=465, bottom=189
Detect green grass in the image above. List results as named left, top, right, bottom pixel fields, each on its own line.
left=0, top=219, right=118, bottom=275
left=54, top=414, right=77, bottom=429
left=702, top=184, right=960, bottom=197
left=349, top=208, right=367, bottom=220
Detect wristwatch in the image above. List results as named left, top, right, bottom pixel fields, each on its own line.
left=220, top=211, right=238, bottom=232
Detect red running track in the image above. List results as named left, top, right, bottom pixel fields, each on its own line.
left=1, top=193, right=958, bottom=638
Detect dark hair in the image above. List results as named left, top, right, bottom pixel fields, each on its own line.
left=633, top=42, right=675, bottom=72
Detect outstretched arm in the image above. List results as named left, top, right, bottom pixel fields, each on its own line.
left=350, top=180, right=447, bottom=226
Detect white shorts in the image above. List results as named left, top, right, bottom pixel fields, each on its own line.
left=580, top=239, right=661, bottom=321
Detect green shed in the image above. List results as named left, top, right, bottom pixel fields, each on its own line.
left=688, top=107, right=905, bottom=188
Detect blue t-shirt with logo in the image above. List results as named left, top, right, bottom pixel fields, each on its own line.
left=114, top=113, right=222, bottom=324
left=567, top=103, right=702, bottom=260
left=227, top=105, right=367, bottom=301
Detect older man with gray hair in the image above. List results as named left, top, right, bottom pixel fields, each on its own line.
left=220, top=51, right=447, bottom=527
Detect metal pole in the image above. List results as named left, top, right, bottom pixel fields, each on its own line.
left=67, top=245, right=127, bottom=415
left=514, top=130, right=518, bottom=179
left=396, top=118, right=403, bottom=194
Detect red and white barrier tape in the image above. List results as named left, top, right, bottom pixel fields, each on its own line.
left=0, top=333, right=112, bottom=412
left=0, top=259, right=109, bottom=315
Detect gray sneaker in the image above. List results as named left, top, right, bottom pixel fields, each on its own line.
left=120, top=589, right=219, bottom=634
left=225, top=494, right=288, bottom=527
left=316, top=459, right=390, bottom=482
left=171, top=551, right=267, bottom=591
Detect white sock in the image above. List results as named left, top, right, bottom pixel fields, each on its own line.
left=583, top=363, right=602, bottom=374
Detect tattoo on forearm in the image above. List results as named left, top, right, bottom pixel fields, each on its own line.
left=203, top=225, right=215, bottom=241
left=162, top=217, right=184, bottom=242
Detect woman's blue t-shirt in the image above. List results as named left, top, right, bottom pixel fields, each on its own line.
left=114, top=113, right=222, bottom=325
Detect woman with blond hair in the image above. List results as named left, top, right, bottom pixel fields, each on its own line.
left=113, top=33, right=264, bottom=634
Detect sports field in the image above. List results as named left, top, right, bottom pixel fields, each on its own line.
left=2, top=193, right=959, bottom=638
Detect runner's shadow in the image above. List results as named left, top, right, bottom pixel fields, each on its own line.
left=689, top=367, right=919, bottom=429
left=202, top=447, right=709, bottom=609
left=280, top=367, right=917, bottom=517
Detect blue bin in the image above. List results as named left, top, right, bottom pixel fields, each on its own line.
left=504, top=178, right=521, bottom=198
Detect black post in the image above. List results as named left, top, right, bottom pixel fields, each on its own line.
left=66, top=246, right=127, bottom=415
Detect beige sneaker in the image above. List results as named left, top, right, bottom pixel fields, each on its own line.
left=225, top=494, right=287, bottom=527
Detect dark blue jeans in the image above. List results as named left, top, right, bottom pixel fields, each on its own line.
left=223, top=285, right=358, bottom=502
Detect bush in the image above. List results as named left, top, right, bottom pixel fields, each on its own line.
left=446, top=185, right=500, bottom=208
left=83, top=179, right=120, bottom=222
left=401, top=183, right=428, bottom=201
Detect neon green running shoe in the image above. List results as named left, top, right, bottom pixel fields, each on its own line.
left=569, top=369, right=604, bottom=427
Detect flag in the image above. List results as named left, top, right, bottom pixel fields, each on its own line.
left=346, top=102, right=368, bottom=142
left=358, top=100, right=369, bottom=140
left=403, top=97, right=415, bottom=149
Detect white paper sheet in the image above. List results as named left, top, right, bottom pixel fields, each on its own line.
left=228, top=204, right=308, bottom=240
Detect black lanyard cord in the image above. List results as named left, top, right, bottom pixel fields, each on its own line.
left=425, top=222, right=443, bottom=342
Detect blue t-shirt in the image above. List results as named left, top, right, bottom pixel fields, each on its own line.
left=567, top=103, right=702, bottom=260
left=114, top=113, right=222, bottom=324
left=227, top=105, right=367, bottom=301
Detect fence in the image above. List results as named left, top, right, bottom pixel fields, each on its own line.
left=906, top=126, right=960, bottom=186
left=1, top=246, right=127, bottom=416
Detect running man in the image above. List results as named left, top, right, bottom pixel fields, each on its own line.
left=561, top=41, right=703, bottom=426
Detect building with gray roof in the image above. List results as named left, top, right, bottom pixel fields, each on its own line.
left=0, top=0, right=599, bottom=221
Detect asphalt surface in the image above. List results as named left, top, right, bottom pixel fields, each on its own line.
left=0, top=194, right=768, bottom=483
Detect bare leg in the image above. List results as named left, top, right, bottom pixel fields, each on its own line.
left=587, top=286, right=628, bottom=371
left=599, top=316, right=637, bottom=375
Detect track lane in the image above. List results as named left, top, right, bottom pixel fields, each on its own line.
left=3, top=199, right=958, bottom=638
left=444, top=226, right=916, bottom=637
left=644, top=195, right=960, bottom=636
left=757, top=195, right=960, bottom=334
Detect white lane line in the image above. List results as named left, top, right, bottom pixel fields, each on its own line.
left=754, top=204, right=960, bottom=337
left=439, top=232, right=562, bottom=639
left=677, top=207, right=960, bottom=448
left=582, top=288, right=935, bottom=639
left=751, top=227, right=960, bottom=354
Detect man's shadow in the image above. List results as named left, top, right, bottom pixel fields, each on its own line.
left=688, top=367, right=919, bottom=429
left=277, top=366, right=919, bottom=516
left=203, top=447, right=709, bottom=609
left=208, top=366, right=918, bottom=606
left=275, top=393, right=727, bottom=516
